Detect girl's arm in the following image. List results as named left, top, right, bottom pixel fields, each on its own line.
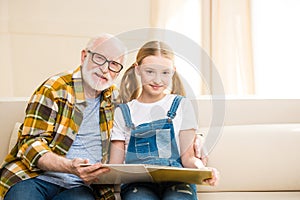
left=109, top=140, right=125, bottom=164
left=109, top=107, right=127, bottom=164
left=179, top=129, right=205, bottom=169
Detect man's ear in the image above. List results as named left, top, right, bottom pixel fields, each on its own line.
left=81, top=49, right=87, bottom=64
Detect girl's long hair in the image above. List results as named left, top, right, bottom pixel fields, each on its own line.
left=118, top=41, right=185, bottom=103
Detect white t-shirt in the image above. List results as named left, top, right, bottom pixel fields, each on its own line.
left=111, top=94, right=198, bottom=152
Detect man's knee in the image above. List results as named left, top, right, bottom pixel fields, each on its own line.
left=4, top=178, right=57, bottom=200
left=4, top=179, right=37, bottom=200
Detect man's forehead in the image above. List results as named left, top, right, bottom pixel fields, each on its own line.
left=93, top=39, right=126, bottom=59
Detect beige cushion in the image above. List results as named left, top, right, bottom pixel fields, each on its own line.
left=198, top=192, right=300, bottom=200
left=9, top=122, right=22, bottom=151
left=199, top=124, right=300, bottom=192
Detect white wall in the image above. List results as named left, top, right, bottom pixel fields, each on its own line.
left=251, top=0, right=300, bottom=98
left=0, top=0, right=151, bottom=97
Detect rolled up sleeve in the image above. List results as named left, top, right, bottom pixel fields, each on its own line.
left=17, top=86, right=58, bottom=171
left=17, top=139, right=51, bottom=171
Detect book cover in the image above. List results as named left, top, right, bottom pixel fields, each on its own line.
left=94, top=164, right=212, bottom=185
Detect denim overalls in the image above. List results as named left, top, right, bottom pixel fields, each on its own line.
left=118, top=95, right=198, bottom=200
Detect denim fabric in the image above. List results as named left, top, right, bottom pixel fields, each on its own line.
left=118, top=95, right=197, bottom=200
left=4, top=177, right=95, bottom=200
left=126, top=118, right=182, bottom=167
left=121, top=182, right=197, bottom=200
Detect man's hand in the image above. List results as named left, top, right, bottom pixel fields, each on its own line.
left=37, top=152, right=110, bottom=185
left=70, top=159, right=110, bottom=185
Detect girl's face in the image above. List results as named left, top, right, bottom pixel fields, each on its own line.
left=137, top=55, right=174, bottom=100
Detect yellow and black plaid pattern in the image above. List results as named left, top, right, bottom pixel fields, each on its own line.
left=0, top=66, right=116, bottom=200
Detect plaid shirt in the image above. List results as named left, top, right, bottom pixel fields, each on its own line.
left=0, top=66, right=116, bottom=200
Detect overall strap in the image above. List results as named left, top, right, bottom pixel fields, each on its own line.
left=117, top=104, right=135, bottom=129
left=167, top=95, right=184, bottom=119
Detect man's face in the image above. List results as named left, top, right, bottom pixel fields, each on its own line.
left=81, top=54, right=115, bottom=92
left=81, top=39, right=125, bottom=93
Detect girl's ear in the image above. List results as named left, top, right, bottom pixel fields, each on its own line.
left=173, top=64, right=177, bottom=71
left=172, top=65, right=177, bottom=75
left=135, top=63, right=141, bottom=76
left=136, top=67, right=141, bottom=76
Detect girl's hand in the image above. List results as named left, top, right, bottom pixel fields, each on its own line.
left=203, top=167, right=220, bottom=186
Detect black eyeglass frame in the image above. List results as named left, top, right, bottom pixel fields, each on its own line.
left=87, top=50, right=123, bottom=73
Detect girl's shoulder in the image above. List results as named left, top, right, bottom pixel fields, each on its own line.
left=167, top=94, right=188, bottom=104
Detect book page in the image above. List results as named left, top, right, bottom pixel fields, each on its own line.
left=95, top=164, right=153, bottom=184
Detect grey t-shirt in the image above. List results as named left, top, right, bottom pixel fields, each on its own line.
left=37, top=96, right=102, bottom=188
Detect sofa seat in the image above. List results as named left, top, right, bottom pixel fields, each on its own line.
left=197, top=124, right=300, bottom=199
left=198, top=191, right=300, bottom=199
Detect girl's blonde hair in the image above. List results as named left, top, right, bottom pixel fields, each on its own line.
left=118, top=41, right=186, bottom=103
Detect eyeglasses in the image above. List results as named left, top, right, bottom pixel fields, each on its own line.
left=87, top=50, right=123, bottom=73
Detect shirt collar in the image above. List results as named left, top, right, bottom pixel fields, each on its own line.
left=72, top=66, right=86, bottom=104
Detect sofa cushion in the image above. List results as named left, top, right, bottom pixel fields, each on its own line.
left=8, top=122, right=21, bottom=151
left=199, top=124, right=300, bottom=192
left=198, top=192, right=300, bottom=200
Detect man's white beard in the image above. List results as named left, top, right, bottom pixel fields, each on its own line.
left=82, top=58, right=114, bottom=92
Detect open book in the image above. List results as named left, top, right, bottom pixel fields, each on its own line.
left=90, top=164, right=213, bottom=185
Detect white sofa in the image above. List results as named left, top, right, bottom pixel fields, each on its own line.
left=0, top=97, right=300, bottom=199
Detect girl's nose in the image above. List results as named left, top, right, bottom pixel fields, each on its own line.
left=152, top=73, right=162, bottom=83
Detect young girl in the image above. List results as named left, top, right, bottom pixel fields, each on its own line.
left=109, top=41, right=218, bottom=200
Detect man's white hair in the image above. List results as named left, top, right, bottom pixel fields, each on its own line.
left=85, top=33, right=127, bottom=64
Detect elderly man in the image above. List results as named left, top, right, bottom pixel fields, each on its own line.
left=0, top=34, right=127, bottom=200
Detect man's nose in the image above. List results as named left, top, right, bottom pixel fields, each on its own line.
left=99, top=62, right=109, bottom=73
